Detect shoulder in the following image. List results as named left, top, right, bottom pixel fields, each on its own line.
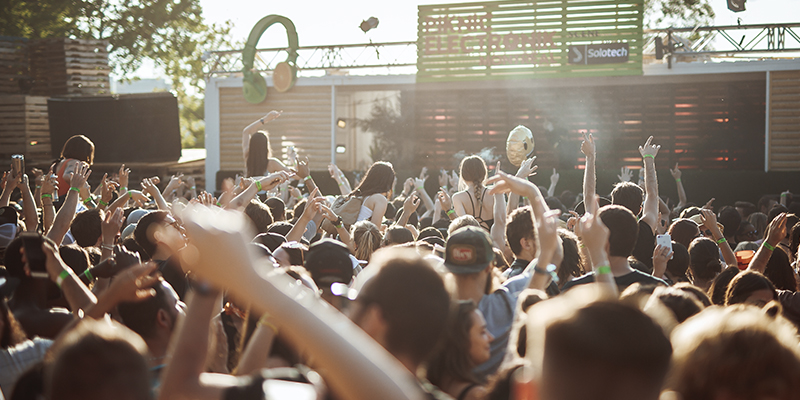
left=267, top=158, right=289, bottom=172
left=560, top=272, right=596, bottom=291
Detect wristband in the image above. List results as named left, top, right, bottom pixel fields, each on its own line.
left=675, top=178, right=681, bottom=182
left=716, top=237, right=727, bottom=244
left=69, top=187, right=80, bottom=193
left=257, top=314, right=278, bottom=333
left=128, top=191, right=134, bottom=199
left=98, top=199, right=108, bottom=206
left=216, top=202, right=222, bottom=207
left=120, top=186, right=127, bottom=192
left=595, top=265, right=612, bottom=275
left=82, top=197, right=93, bottom=204
left=83, top=268, right=94, bottom=282
left=35, top=185, right=41, bottom=189
left=255, top=180, right=262, bottom=191
left=417, top=186, right=424, bottom=190
left=533, top=264, right=559, bottom=283
left=296, top=196, right=303, bottom=201
left=260, top=117, right=265, bottom=125
left=56, top=270, right=70, bottom=288
left=190, top=186, right=196, bottom=190
left=101, top=243, right=114, bottom=251
left=446, top=209, right=455, bottom=216
left=522, top=196, right=528, bottom=200
left=41, top=193, right=52, bottom=199
left=304, top=175, right=312, bottom=182
left=337, top=182, right=344, bottom=186
left=278, top=186, right=285, bottom=191
left=781, top=193, right=788, bottom=197
left=642, top=154, right=655, bottom=159
left=763, top=242, right=776, bottom=251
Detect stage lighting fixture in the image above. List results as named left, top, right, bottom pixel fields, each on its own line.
left=360, top=17, right=379, bottom=33
left=336, top=145, right=347, bottom=154
left=728, top=0, right=746, bottom=12
left=337, top=118, right=347, bottom=128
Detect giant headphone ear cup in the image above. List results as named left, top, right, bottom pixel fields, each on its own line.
left=243, top=73, right=268, bottom=104
left=272, top=61, right=297, bottom=93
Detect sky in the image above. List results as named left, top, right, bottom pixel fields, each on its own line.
left=198, top=0, right=797, bottom=49
left=127, top=0, right=798, bottom=81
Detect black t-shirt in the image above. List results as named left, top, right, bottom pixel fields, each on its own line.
left=632, top=220, right=656, bottom=272
left=560, top=269, right=667, bottom=292
left=156, top=257, right=187, bottom=300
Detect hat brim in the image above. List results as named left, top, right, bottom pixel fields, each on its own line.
left=443, top=261, right=492, bottom=275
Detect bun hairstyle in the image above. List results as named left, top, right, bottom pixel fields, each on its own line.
left=688, top=237, right=723, bottom=281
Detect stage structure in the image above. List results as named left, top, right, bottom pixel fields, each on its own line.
left=204, top=0, right=800, bottom=204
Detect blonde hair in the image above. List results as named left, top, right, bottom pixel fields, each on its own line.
left=351, top=220, right=382, bottom=262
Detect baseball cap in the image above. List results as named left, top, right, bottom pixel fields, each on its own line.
left=304, top=239, right=353, bottom=286
left=444, top=226, right=495, bottom=274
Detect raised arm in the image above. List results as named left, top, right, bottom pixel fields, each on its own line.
left=527, top=209, right=561, bottom=291
left=0, top=170, right=16, bottom=207
left=576, top=196, right=618, bottom=297
left=507, top=157, right=538, bottom=215
left=41, top=172, right=58, bottom=234
left=296, top=156, right=317, bottom=195
left=141, top=177, right=169, bottom=211
left=19, top=175, right=38, bottom=232
left=547, top=168, right=559, bottom=198
left=487, top=170, right=548, bottom=221
left=226, top=172, right=290, bottom=211
left=319, top=204, right=354, bottom=253
left=241, top=110, right=281, bottom=161
left=414, top=168, right=435, bottom=214
left=286, top=190, right=322, bottom=243
left=700, top=209, right=737, bottom=267
left=329, top=164, right=351, bottom=195
left=748, top=212, right=787, bottom=273
left=639, top=136, right=660, bottom=233
left=47, top=163, right=91, bottom=246
left=670, top=163, right=687, bottom=209
left=490, top=191, right=507, bottom=253
left=581, top=132, right=598, bottom=214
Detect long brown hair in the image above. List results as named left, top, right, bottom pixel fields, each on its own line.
left=426, top=300, right=482, bottom=388
left=349, top=162, right=395, bottom=198
left=459, top=156, right=487, bottom=212
left=0, top=299, right=26, bottom=349
left=352, top=220, right=381, bottom=261
left=246, top=131, right=271, bottom=177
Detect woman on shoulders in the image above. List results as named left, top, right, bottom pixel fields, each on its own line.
left=426, top=300, right=494, bottom=400
left=349, top=162, right=395, bottom=227
left=242, top=110, right=292, bottom=178
left=452, top=156, right=495, bottom=231
left=52, top=135, right=94, bottom=198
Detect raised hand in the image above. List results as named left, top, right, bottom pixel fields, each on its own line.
left=765, top=212, right=788, bottom=247
left=32, top=168, right=43, bottom=186
left=699, top=209, right=719, bottom=233
left=199, top=191, right=217, bottom=207
left=403, top=191, right=421, bottom=215
left=438, top=169, right=448, bottom=188
left=118, top=164, right=130, bottom=190
left=100, top=173, right=118, bottom=205
left=580, top=131, right=596, bottom=157
left=486, top=170, right=536, bottom=198
left=515, top=157, right=538, bottom=178
left=262, top=110, right=282, bottom=124
left=164, top=173, right=184, bottom=194
left=537, top=209, right=562, bottom=259
left=127, top=190, right=149, bottom=207
left=106, top=262, right=160, bottom=303
left=669, top=162, right=682, bottom=180
left=639, top=136, right=660, bottom=159
left=69, top=162, right=91, bottom=190
left=702, top=198, right=715, bottom=211
left=617, top=167, right=632, bottom=183
left=296, top=156, right=310, bottom=179
left=317, top=203, right=339, bottom=223
left=566, top=210, right=580, bottom=231
left=101, top=207, right=125, bottom=245
left=41, top=167, right=58, bottom=196
left=329, top=164, right=344, bottom=182
left=403, top=178, right=414, bottom=196
left=436, top=190, right=452, bottom=211
left=652, top=244, right=673, bottom=278
left=550, top=168, right=560, bottom=186
left=449, top=171, right=459, bottom=189
left=575, top=209, right=610, bottom=262
left=259, top=171, right=292, bottom=192
left=419, top=167, right=429, bottom=182
left=140, top=177, right=160, bottom=197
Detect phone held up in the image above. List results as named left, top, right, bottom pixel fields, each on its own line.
left=19, top=232, right=48, bottom=279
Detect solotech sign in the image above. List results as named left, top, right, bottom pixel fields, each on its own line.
left=417, top=0, right=643, bottom=82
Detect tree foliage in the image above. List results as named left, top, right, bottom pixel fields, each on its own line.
left=644, top=0, right=715, bottom=29
left=358, top=93, right=416, bottom=172
left=0, top=0, right=236, bottom=148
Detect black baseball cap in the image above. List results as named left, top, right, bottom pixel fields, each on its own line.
left=444, top=226, right=495, bottom=274
left=304, top=239, right=353, bottom=286
left=0, top=206, right=18, bottom=226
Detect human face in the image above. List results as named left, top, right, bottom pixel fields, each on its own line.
left=159, top=215, right=187, bottom=252
left=744, top=289, right=774, bottom=308
left=468, top=309, right=493, bottom=366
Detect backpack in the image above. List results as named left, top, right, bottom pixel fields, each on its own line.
left=320, top=195, right=363, bottom=234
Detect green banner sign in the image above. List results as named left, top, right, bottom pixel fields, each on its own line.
left=417, top=0, right=644, bottom=82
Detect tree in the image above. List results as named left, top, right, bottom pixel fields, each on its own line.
left=0, top=0, right=235, bottom=148
left=644, top=0, right=715, bottom=29
left=358, top=93, right=416, bottom=172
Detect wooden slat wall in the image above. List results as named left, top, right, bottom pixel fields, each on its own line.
left=413, top=76, right=766, bottom=171
left=0, top=38, right=29, bottom=95
left=418, top=0, right=644, bottom=82
left=0, top=95, right=51, bottom=163
left=769, top=70, right=800, bottom=171
left=219, top=86, right=340, bottom=173
left=29, top=38, right=110, bottom=96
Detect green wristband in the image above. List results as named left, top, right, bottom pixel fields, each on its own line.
left=446, top=209, right=455, bottom=216
left=83, top=268, right=94, bottom=282
left=255, top=180, right=262, bottom=191
left=41, top=193, right=52, bottom=199
left=675, top=178, right=681, bottom=182
left=56, top=270, right=70, bottom=288
left=82, top=197, right=93, bottom=204
left=763, top=242, right=776, bottom=251
left=716, top=237, right=727, bottom=244
left=642, top=154, right=655, bottom=159
left=98, top=199, right=108, bottom=206
left=304, top=175, right=312, bottom=181
left=69, top=187, right=80, bottom=193
left=596, top=265, right=611, bottom=275
left=120, top=186, right=127, bottom=192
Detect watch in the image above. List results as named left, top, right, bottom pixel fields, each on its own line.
left=335, top=215, right=344, bottom=228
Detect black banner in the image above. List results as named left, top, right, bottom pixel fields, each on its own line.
left=568, top=43, right=629, bottom=65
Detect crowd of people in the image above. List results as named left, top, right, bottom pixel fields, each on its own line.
left=0, top=110, right=799, bottom=400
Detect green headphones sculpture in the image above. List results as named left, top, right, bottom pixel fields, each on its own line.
left=242, top=15, right=299, bottom=104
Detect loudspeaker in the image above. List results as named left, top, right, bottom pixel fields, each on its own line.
left=47, top=93, right=181, bottom=163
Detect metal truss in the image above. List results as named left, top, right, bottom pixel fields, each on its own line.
left=203, top=41, right=418, bottom=77
left=643, top=23, right=800, bottom=66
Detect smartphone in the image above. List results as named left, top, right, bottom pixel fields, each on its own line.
left=262, top=379, right=317, bottom=400
left=656, top=234, right=672, bottom=251
left=11, top=154, right=24, bottom=179
left=20, top=233, right=48, bottom=278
